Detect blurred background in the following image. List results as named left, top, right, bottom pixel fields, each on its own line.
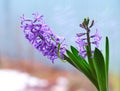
left=0, top=0, right=120, bottom=91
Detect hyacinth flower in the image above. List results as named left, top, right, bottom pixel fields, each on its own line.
left=20, top=13, right=66, bottom=63
left=21, top=13, right=109, bottom=91
left=64, top=18, right=109, bottom=91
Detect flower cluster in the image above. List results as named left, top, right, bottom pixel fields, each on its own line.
left=76, top=19, right=102, bottom=58
left=20, top=13, right=66, bottom=63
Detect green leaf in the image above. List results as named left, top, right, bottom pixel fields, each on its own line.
left=105, top=37, right=109, bottom=90
left=85, top=46, right=97, bottom=79
left=94, top=48, right=106, bottom=91
left=66, top=49, right=99, bottom=89
left=70, top=46, right=90, bottom=71
left=66, top=50, right=86, bottom=72
left=64, top=55, right=77, bottom=69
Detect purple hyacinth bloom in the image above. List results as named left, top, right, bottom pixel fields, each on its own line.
left=76, top=29, right=101, bottom=58
left=91, top=29, right=102, bottom=47
left=76, top=33, right=88, bottom=58
left=20, top=13, right=66, bottom=63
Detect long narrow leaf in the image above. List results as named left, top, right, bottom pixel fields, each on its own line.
left=70, top=46, right=90, bottom=71
left=94, top=48, right=106, bottom=91
left=64, top=55, right=77, bottom=69
left=105, top=36, right=109, bottom=91
left=66, top=49, right=99, bottom=89
left=66, top=50, right=88, bottom=73
left=86, top=46, right=97, bottom=79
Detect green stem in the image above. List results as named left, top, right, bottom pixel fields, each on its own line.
left=86, top=28, right=97, bottom=79
left=85, top=28, right=100, bottom=91
left=86, top=28, right=91, bottom=49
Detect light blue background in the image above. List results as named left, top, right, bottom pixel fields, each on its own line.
left=0, top=0, right=120, bottom=73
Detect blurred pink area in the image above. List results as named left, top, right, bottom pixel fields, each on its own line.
left=0, top=56, right=119, bottom=91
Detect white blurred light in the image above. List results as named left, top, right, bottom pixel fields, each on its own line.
left=0, top=69, right=48, bottom=91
